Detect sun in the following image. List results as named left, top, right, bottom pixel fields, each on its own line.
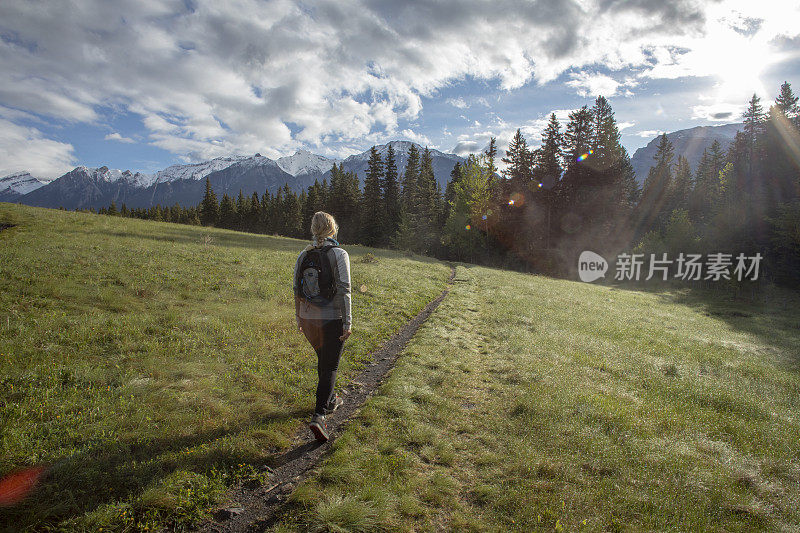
left=712, top=34, right=770, bottom=100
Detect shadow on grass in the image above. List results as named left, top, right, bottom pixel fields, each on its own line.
left=0, top=407, right=308, bottom=530
left=609, top=279, right=800, bottom=371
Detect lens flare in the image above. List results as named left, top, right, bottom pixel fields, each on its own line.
left=577, top=149, right=594, bottom=162
left=0, top=466, right=46, bottom=507
left=508, top=199, right=514, bottom=205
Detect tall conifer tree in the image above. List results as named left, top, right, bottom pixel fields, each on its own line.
left=200, top=177, right=219, bottom=226
left=383, top=144, right=401, bottom=240
left=360, top=146, right=384, bottom=246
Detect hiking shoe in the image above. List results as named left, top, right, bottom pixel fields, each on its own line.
left=325, top=394, right=344, bottom=414
left=309, top=414, right=329, bottom=442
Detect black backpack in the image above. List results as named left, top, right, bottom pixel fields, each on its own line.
left=296, top=245, right=338, bottom=305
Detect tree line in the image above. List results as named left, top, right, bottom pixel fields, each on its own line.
left=94, top=81, right=800, bottom=287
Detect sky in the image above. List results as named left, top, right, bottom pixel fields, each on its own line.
left=1, top=0, right=800, bottom=181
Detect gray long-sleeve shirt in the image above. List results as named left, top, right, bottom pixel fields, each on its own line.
left=293, top=239, right=352, bottom=329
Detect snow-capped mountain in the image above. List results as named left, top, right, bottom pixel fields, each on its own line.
left=153, top=155, right=250, bottom=185
left=11, top=142, right=466, bottom=210
left=137, top=154, right=295, bottom=208
left=277, top=150, right=337, bottom=177
left=70, top=166, right=153, bottom=187
left=0, top=171, right=46, bottom=201
left=18, top=166, right=149, bottom=209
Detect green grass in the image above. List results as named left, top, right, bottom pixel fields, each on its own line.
left=0, top=203, right=450, bottom=531
left=274, top=264, right=800, bottom=532
left=5, top=203, right=800, bottom=532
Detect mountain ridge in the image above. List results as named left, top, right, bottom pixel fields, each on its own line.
left=7, top=141, right=465, bottom=210
left=630, top=123, right=742, bottom=183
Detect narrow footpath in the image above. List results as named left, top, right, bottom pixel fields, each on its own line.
left=199, top=265, right=456, bottom=533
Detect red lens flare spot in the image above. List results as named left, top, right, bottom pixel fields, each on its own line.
left=0, top=466, right=46, bottom=507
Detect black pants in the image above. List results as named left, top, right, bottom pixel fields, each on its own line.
left=299, top=318, right=344, bottom=415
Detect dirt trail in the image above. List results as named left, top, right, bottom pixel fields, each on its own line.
left=199, top=265, right=456, bottom=532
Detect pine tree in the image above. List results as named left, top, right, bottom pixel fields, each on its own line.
left=270, top=188, right=284, bottom=234
left=563, top=106, right=594, bottom=167
left=107, top=200, right=118, bottom=216
left=382, top=144, right=401, bottom=240
left=260, top=190, right=272, bottom=233
left=501, top=129, right=532, bottom=185
left=638, top=134, right=675, bottom=232
left=764, top=83, right=800, bottom=207
left=235, top=189, right=249, bottom=231
left=415, top=148, right=440, bottom=252
left=536, top=113, right=563, bottom=187
left=591, top=96, right=617, bottom=172
left=328, top=165, right=361, bottom=243
left=555, top=106, right=594, bottom=213
left=417, top=148, right=437, bottom=222
left=743, top=93, right=766, bottom=168
left=531, top=113, right=564, bottom=249
left=200, top=177, right=219, bottom=226
left=775, top=81, right=799, bottom=120
left=484, top=137, right=498, bottom=176
left=218, top=193, right=237, bottom=229
left=282, top=184, right=303, bottom=238
left=248, top=191, right=260, bottom=232
left=444, top=161, right=462, bottom=223
left=360, top=146, right=384, bottom=246
left=401, top=144, right=420, bottom=213
left=672, top=155, right=693, bottom=212
left=303, top=180, right=324, bottom=233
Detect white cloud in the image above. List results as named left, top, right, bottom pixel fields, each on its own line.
left=691, top=103, right=744, bottom=121
left=446, top=97, right=469, bottom=109
left=0, top=119, right=75, bottom=180
left=104, top=132, right=136, bottom=144
left=636, top=129, right=665, bottom=138
left=400, top=129, right=433, bottom=147
left=567, top=72, right=621, bottom=97
left=566, top=71, right=639, bottom=98
left=0, top=0, right=797, bottom=164
left=451, top=108, right=576, bottom=161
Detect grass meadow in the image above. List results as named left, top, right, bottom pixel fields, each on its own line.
left=0, top=203, right=449, bottom=531
left=2, top=203, right=800, bottom=532
left=273, top=264, right=800, bottom=532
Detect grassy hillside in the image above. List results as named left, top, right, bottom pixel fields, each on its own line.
left=273, top=264, right=800, bottom=532
left=0, top=203, right=450, bottom=531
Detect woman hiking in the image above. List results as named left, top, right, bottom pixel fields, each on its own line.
left=293, top=211, right=352, bottom=442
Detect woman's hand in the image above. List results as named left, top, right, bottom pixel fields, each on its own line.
left=339, top=328, right=351, bottom=341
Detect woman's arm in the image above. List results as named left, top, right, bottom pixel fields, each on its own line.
left=293, top=252, right=304, bottom=330
left=331, top=248, right=352, bottom=334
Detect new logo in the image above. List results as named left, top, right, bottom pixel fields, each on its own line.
left=578, top=251, right=608, bottom=282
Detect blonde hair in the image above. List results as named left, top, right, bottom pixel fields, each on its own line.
left=310, top=211, right=338, bottom=245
